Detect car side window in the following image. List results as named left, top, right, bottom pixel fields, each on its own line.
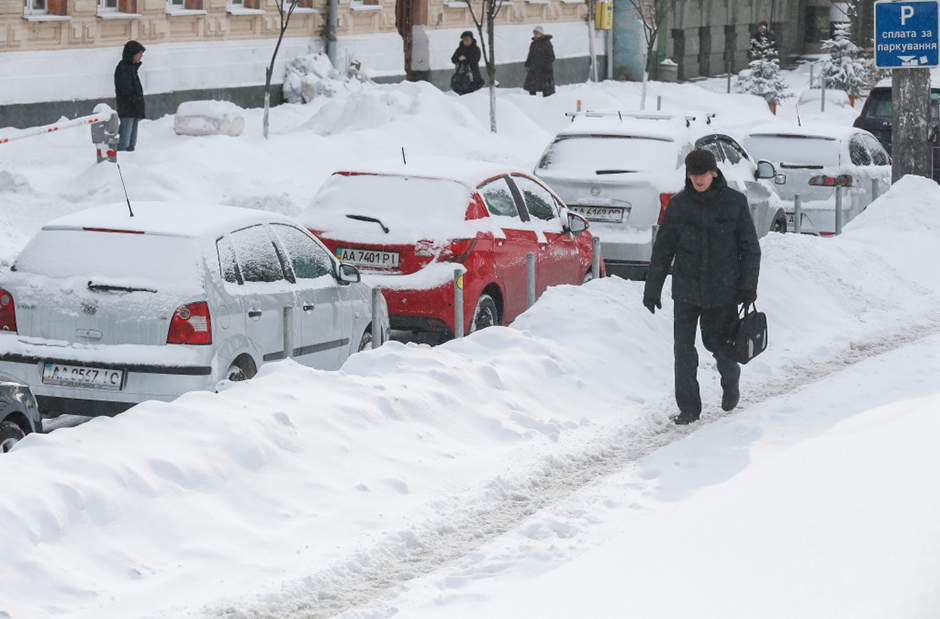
left=510, top=175, right=558, bottom=222
left=229, top=225, right=286, bottom=283
left=719, top=137, right=749, bottom=165
left=216, top=236, right=241, bottom=284
left=864, top=135, right=890, bottom=166
left=271, top=224, right=333, bottom=280
left=695, top=137, right=725, bottom=163
left=849, top=135, right=872, bottom=166
left=479, top=177, right=521, bottom=218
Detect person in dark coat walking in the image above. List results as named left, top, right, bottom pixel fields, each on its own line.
left=450, top=31, right=484, bottom=95
left=524, top=26, right=555, bottom=97
left=749, top=21, right=778, bottom=61
left=642, top=149, right=761, bottom=425
left=114, top=40, right=146, bottom=152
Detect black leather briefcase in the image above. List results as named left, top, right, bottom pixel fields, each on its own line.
left=729, top=303, right=768, bottom=364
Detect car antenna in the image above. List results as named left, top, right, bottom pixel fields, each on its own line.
left=116, top=163, right=135, bottom=217
left=401, top=147, right=407, bottom=165
left=796, top=102, right=802, bottom=127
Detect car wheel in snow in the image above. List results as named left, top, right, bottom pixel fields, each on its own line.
left=0, top=421, right=26, bottom=454
left=358, top=328, right=373, bottom=352
left=469, top=294, right=499, bottom=333
left=224, top=358, right=256, bottom=382
left=772, top=214, right=788, bottom=234
left=582, top=269, right=595, bottom=284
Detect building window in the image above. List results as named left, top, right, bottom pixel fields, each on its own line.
left=167, top=0, right=205, bottom=11
left=98, top=0, right=118, bottom=11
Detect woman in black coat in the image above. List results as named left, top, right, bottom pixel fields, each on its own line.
left=451, top=31, right=484, bottom=95
left=524, top=26, right=555, bottom=97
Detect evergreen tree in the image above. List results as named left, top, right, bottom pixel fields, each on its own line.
left=820, top=23, right=872, bottom=100
left=738, top=37, right=791, bottom=107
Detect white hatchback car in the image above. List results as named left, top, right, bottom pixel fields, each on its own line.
left=0, top=202, right=388, bottom=417
left=742, top=123, right=892, bottom=235
left=534, top=111, right=787, bottom=279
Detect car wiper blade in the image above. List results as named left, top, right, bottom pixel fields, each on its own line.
left=779, top=162, right=824, bottom=169
left=87, top=281, right=157, bottom=293
left=595, top=169, right=636, bottom=175
left=346, top=214, right=390, bottom=233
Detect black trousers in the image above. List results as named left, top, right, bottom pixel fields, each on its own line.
left=673, top=300, right=740, bottom=416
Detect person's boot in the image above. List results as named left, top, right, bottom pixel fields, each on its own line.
left=671, top=411, right=700, bottom=425
left=721, top=384, right=740, bottom=412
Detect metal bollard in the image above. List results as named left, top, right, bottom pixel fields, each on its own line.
left=726, top=58, right=732, bottom=94
left=591, top=236, right=601, bottom=280
left=871, top=177, right=880, bottom=202
left=793, top=194, right=802, bottom=234
left=283, top=306, right=294, bottom=359
left=526, top=252, right=536, bottom=309
left=821, top=77, right=826, bottom=113
left=454, top=269, right=464, bottom=338
left=656, top=95, right=662, bottom=111
left=371, top=287, right=382, bottom=349
left=834, top=185, right=843, bottom=235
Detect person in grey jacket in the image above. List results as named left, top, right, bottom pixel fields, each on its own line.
left=114, top=40, right=146, bottom=151
left=642, top=149, right=761, bottom=425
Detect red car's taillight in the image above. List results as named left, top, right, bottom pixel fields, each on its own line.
left=0, top=288, right=16, bottom=333
left=167, top=301, right=211, bottom=345
left=439, top=239, right=478, bottom=263
left=658, top=193, right=675, bottom=225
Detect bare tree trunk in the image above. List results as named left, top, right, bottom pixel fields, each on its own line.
left=263, top=0, right=297, bottom=140
left=487, top=12, right=496, bottom=133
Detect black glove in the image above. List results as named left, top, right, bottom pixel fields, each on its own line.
left=738, top=289, right=757, bottom=306
left=643, top=295, right=662, bottom=314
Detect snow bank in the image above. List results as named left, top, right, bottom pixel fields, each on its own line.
left=173, top=100, right=245, bottom=137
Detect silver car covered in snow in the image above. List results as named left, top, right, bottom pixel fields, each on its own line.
left=534, top=111, right=787, bottom=280
left=0, top=202, right=388, bottom=417
left=742, top=123, right=892, bottom=235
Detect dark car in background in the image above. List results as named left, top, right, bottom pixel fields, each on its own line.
left=853, top=79, right=940, bottom=180
left=1, top=372, right=42, bottom=453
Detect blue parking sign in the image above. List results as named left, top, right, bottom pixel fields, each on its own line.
left=875, top=0, right=940, bottom=68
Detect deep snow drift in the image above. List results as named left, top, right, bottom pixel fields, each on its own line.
left=1, top=68, right=938, bottom=619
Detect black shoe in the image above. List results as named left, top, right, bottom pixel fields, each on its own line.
left=721, top=385, right=740, bottom=412
left=671, top=412, right=700, bottom=425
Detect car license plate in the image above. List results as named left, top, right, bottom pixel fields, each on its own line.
left=42, top=362, right=124, bottom=391
left=336, top=247, right=400, bottom=268
left=570, top=206, right=625, bottom=223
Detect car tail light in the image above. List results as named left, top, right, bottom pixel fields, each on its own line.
left=658, top=193, right=675, bottom=225
left=809, top=175, right=853, bottom=187
left=836, top=174, right=853, bottom=186
left=439, top=238, right=478, bottom=263
left=0, top=288, right=16, bottom=333
left=167, top=301, right=211, bottom=345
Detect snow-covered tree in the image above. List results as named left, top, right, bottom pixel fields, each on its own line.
left=738, top=37, right=791, bottom=110
left=820, top=23, right=872, bottom=102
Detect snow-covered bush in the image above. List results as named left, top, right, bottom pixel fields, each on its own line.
left=173, top=100, right=245, bottom=137
left=738, top=37, right=791, bottom=107
left=820, top=23, right=872, bottom=100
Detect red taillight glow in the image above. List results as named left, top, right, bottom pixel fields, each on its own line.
left=439, top=238, right=478, bottom=263
left=658, top=193, right=675, bottom=225
left=0, top=288, right=16, bottom=333
left=167, top=301, right=211, bottom=345
left=808, top=174, right=853, bottom=187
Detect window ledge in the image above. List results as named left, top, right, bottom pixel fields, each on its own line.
left=291, top=6, right=318, bottom=13
left=23, top=13, right=72, bottom=20
left=97, top=11, right=142, bottom=18
left=559, top=0, right=585, bottom=4
left=526, top=0, right=549, bottom=3
left=227, top=7, right=264, bottom=14
left=166, top=8, right=207, bottom=15
left=349, top=3, right=382, bottom=10
left=443, top=0, right=468, bottom=7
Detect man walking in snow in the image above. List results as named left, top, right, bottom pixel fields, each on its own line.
left=642, top=149, right=761, bottom=425
left=114, top=40, right=146, bottom=152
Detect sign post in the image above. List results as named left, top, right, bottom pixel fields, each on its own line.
left=874, top=0, right=939, bottom=182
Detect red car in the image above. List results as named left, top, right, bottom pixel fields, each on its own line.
left=299, top=158, right=600, bottom=339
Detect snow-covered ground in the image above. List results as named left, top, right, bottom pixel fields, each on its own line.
left=1, top=67, right=938, bottom=619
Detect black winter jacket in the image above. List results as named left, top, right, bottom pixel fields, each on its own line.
left=451, top=40, right=483, bottom=91
left=114, top=40, right=146, bottom=119
left=644, top=170, right=761, bottom=308
left=523, top=35, right=555, bottom=94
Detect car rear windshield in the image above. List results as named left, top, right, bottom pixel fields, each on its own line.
left=743, top=135, right=841, bottom=168
left=864, top=89, right=940, bottom=119
left=302, top=174, right=475, bottom=244
left=13, top=228, right=203, bottom=292
left=537, top=135, right=679, bottom=174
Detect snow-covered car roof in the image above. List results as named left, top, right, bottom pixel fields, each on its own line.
left=41, top=202, right=302, bottom=239
left=554, top=111, right=717, bottom=142
left=742, top=122, right=869, bottom=143
left=333, top=156, right=533, bottom=189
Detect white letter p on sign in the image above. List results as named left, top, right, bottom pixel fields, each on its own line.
left=901, top=5, right=915, bottom=25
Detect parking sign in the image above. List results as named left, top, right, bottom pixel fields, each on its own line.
left=874, top=0, right=940, bottom=68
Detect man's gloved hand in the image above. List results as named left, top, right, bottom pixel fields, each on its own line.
left=643, top=295, right=662, bottom=314
left=738, top=289, right=757, bottom=306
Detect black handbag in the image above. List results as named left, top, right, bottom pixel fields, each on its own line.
left=729, top=303, right=768, bottom=364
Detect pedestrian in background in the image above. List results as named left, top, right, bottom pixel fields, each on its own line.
left=749, top=21, right=778, bottom=60
left=114, top=40, right=146, bottom=152
left=642, top=149, right=761, bottom=425
left=524, top=26, right=555, bottom=97
left=450, top=31, right=484, bottom=95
